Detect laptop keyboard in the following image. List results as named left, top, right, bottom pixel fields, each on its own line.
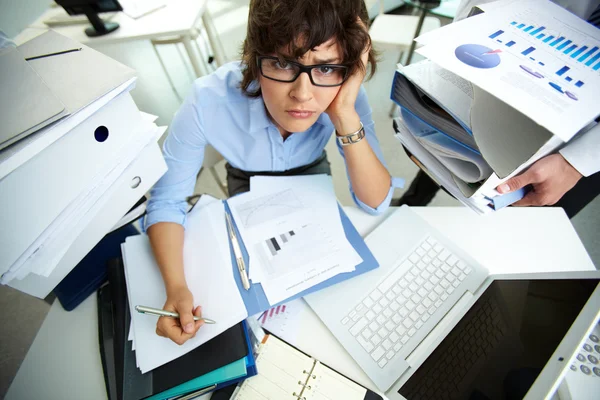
left=341, top=236, right=474, bottom=368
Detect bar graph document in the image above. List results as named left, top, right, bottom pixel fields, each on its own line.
left=414, top=0, right=600, bottom=141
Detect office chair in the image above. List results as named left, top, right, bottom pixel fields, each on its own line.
left=368, top=0, right=441, bottom=116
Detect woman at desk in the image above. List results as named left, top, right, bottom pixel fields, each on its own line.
left=145, top=0, right=402, bottom=345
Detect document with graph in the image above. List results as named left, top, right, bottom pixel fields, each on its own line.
left=232, top=334, right=382, bottom=400
left=226, top=175, right=363, bottom=305
left=414, top=0, right=600, bottom=141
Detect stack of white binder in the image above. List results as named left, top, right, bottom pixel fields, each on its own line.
left=0, top=30, right=168, bottom=298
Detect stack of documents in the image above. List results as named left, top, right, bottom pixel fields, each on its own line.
left=121, top=175, right=378, bottom=373
left=392, top=64, right=492, bottom=184
left=0, top=31, right=164, bottom=291
left=123, top=196, right=249, bottom=373
left=392, top=0, right=600, bottom=214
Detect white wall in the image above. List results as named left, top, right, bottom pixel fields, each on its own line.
left=0, top=0, right=49, bottom=38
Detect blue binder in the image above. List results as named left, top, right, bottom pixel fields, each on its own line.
left=223, top=201, right=379, bottom=316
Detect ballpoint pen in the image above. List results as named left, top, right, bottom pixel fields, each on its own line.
left=135, top=305, right=216, bottom=324
left=225, top=212, right=251, bottom=290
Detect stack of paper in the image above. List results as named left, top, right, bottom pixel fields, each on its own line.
left=393, top=117, right=494, bottom=214
left=392, top=0, right=600, bottom=213
left=121, top=176, right=368, bottom=373
left=392, top=61, right=496, bottom=214
left=228, top=174, right=362, bottom=305
left=123, top=197, right=249, bottom=373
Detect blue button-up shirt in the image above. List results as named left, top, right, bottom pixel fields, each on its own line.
left=145, top=62, right=403, bottom=229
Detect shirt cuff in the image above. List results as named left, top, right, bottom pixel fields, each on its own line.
left=352, top=177, right=405, bottom=215
left=558, top=124, right=600, bottom=177
left=143, top=201, right=188, bottom=232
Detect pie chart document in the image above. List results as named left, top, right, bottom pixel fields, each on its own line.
left=414, top=0, right=600, bottom=142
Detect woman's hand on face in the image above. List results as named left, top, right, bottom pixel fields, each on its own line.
left=326, top=22, right=370, bottom=123
left=155, top=285, right=204, bottom=345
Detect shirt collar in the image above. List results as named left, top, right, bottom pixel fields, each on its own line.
left=248, top=96, right=273, bottom=134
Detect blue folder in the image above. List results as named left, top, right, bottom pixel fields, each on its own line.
left=222, top=202, right=379, bottom=316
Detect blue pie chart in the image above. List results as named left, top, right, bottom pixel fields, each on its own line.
left=455, top=44, right=501, bottom=69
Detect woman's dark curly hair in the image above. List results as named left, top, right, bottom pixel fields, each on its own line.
left=240, top=0, right=377, bottom=97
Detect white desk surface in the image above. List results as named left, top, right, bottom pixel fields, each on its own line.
left=6, top=206, right=596, bottom=400
left=26, top=0, right=208, bottom=45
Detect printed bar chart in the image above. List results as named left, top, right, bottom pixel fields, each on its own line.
left=530, top=26, right=545, bottom=36
left=265, top=230, right=297, bottom=256
left=556, top=40, right=572, bottom=51
left=500, top=21, right=600, bottom=74
left=522, top=46, right=535, bottom=56
left=585, top=51, right=600, bottom=66
left=578, top=46, right=598, bottom=62
left=489, top=30, right=504, bottom=39
left=572, top=46, right=588, bottom=58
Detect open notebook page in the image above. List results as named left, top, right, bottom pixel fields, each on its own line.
left=233, top=335, right=315, bottom=400
left=305, top=362, right=367, bottom=400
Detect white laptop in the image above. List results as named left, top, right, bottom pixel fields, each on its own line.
left=305, top=206, right=600, bottom=399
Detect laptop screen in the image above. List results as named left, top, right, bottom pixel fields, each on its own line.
left=398, top=279, right=599, bottom=400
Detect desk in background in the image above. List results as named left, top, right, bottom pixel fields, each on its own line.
left=25, top=0, right=212, bottom=77
left=6, top=206, right=596, bottom=400
left=403, top=0, right=460, bottom=64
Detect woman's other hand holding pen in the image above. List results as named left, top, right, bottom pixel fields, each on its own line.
left=155, top=285, right=204, bottom=345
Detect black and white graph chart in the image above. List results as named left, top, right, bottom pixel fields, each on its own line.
left=235, top=189, right=304, bottom=228
left=254, top=224, right=338, bottom=280
left=264, top=230, right=297, bottom=256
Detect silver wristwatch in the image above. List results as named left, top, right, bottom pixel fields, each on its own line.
left=336, top=122, right=365, bottom=146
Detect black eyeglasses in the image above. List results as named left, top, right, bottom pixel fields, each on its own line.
left=257, top=56, right=349, bottom=87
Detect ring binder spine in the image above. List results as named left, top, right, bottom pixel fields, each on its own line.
left=293, top=362, right=318, bottom=399
left=302, top=369, right=317, bottom=379
left=297, top=380, right=312, bottom=390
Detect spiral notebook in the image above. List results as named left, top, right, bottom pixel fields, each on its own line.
left=233, top=334, right=382, bottom=400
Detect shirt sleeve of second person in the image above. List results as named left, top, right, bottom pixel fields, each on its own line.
left=337, top=86, right=404, bottom=215
left=144, top=87, right=208, bottom=230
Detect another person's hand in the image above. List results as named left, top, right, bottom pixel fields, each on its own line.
left=156, top=285, right=204, bottom=345
left=497, top=154, right=583, bottom=206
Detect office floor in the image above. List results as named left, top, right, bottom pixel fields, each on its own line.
left=0, top=1, right=598, bottom=397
